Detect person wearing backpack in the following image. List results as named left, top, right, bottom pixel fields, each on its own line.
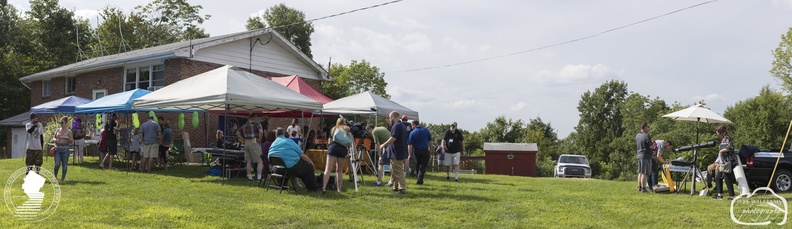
left=321, top=116, right=354, bottom=193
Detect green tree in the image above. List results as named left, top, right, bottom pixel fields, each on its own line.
left=524, top=117, right=559, bottom=160
left=524, top=117, right=559, bottom=177
left=246, top=3, right=314, bottom=58
left=26, top=0, right=81, bottom=70
left=725, top=86, right=792, bottom=148
left=135, top=0, right=210, bottom=45
left=479, top=116, right=525, bottom=143
left=323, top=60, right=389, bottom=99
left=557, top=132, right=579, bottom=156
left=90, top=7, right=146, bottom=56
left=771, top=27, right=792, bottom=93
left=0, top=1, right=31, bottom=148
left=575, top=80, right=628, bottom=176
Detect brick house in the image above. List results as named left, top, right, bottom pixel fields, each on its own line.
left=9, top=28, right=331, bottom=157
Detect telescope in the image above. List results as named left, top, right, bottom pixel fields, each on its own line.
left=674, top=141, right=716, bottom=152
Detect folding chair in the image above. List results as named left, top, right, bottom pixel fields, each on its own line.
left=264, top=156, right=296, bottom=193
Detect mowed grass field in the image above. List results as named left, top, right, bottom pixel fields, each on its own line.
left=1, top=156, right=790, bottom=228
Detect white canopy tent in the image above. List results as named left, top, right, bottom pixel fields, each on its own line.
left=132, top=65, right=323, bottom=181
left=132, top=65, right=323, bottom=111
left=321, top=91, right=419, bottom=120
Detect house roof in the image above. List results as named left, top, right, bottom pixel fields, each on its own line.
left=0, top=112, right=31, bottom=127
left=19, top=28, right=329, bottom=85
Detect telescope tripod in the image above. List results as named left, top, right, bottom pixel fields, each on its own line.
left=347, top=144, right=368, bottom=192
left=679, top=148, right=707, bottom=196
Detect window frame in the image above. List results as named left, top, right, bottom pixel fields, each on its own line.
left=42, top=80, right=51, bottom=97
left=92, top=89, right=107, bottom=100
left=65, top=77, right=77, bottom=94
left=124, top=63, right=165, bottom=91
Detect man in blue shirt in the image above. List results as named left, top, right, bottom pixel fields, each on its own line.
left=268, top=127, right=318, bottom=192
left=407, top=120, right=432, bottom=185
left=379, top=111, right=409, bottom=194
left=140, top=116, right=162, bottom=172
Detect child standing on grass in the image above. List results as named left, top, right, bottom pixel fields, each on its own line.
left=129, top=128, right=142, bottom=171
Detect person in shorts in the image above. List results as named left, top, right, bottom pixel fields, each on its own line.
left=25, top=112, right=44, bottom=173
left=236, top=113, right=264, bottom=181
left=140, top=115, right=162, bottom=172
left=635, top=122, right=652, bottom=193
left=129, top=128, right=142, bottom=171
left=441, top=122, right=464, bottom=181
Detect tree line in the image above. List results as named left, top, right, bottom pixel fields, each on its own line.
left=3, top=1, right=792, bottom=183
left=0, top=1, right=388, bottom=152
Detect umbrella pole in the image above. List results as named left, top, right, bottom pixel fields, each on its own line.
left=691, top=119, right=700, bottom=196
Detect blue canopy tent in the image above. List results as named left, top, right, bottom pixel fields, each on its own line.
left=30, top=96, right=93, bottom=114
left=75, top=89, right=152, bottom=114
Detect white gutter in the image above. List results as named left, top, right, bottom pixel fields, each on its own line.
left=19, top=51, right=179, bottom=85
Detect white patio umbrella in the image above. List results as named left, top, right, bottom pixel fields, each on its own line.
left=662, top=103, right=732, bottom=143
left=662, top=103, right=733, bottom=124
left=662, top=103, right=732, bottom=196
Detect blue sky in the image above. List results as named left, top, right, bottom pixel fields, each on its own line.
left=10, top=0, right=792, bottom=138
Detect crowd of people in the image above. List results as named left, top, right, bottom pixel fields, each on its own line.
left=635, top=122, right=738, bottom=200
left=22, top=111, right=466, bottom=195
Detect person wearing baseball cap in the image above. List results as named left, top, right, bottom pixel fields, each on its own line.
left=25, top=112, right=44, bottom=173
left=441, top=121, right=464, bottom=181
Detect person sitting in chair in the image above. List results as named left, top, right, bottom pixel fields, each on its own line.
left=268, top=127, right=318, bottom=192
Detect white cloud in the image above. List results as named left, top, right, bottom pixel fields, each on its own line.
left=401, top=33, right=432, bottom=53
left=74, top=9, right=99, bottom=21
left=691, top=94, right=723, bottom=103
left=511, top=102, right=529, bottom=111
left=452, top=98, right=484, bottom=110
left=443, top=37, right=467, bottom=53
left=772, top=0, right=792, bottom=8
left=532, top=64, right=623, bottom=84
left=249, top=9, right=267, bottom=18
left=379, top=14, right=428, bottom=29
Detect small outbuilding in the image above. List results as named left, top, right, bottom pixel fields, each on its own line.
left=484, top=143, right=538, bottom=177
left=0, top=112, right=31, bottom=158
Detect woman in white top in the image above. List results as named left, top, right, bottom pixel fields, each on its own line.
left=52, top=116, right=73, bottom=181
left=287, top=118, right=301, bottom=138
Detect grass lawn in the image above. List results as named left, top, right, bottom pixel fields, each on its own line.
left=1, top=156, right=790, bottom=228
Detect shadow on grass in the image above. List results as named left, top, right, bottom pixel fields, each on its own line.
left=360, top=190, right=497, bottom=201
left=71, top=162, right=211, bottom=179
left=58, top=180, right=106, bottom=186
left=419, top=175, right=496, bottom=184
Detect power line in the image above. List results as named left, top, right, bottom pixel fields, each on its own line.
left=266, top=0, right=404, bottom=31
left=392, top=0, right=720, bottom=73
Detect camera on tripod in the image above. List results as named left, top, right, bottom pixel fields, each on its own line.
left=345, top=120, right=367, bottom=138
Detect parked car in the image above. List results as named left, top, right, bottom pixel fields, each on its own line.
left=554, top=154, right=592, bottom=178
left=740, top=148, right=792, bottom=192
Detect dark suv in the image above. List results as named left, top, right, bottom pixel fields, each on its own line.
left=741, top=149, right=792, bottom=192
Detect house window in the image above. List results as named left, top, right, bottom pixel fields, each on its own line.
left=93, top=89, right=107, bottom=100
left=65, top=77, right=77, bottom=94
left=42, top=80, right=51, bottom=97
left=124, top=64, right=165, bottom=91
